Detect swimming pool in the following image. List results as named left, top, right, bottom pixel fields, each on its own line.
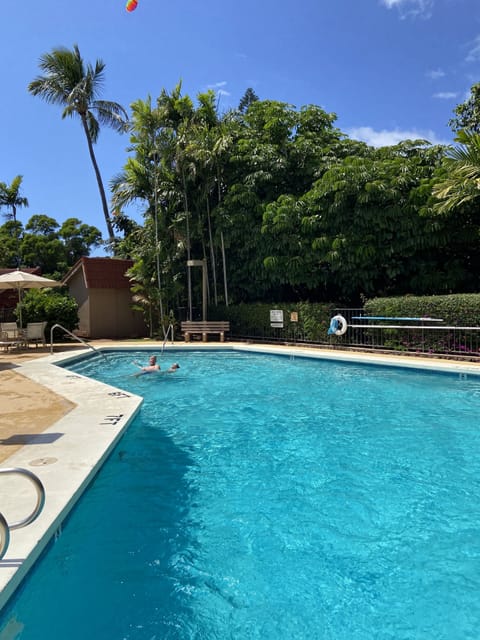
left=1, top=349, right=480, bottom=639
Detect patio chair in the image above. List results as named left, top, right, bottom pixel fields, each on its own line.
left=0, top=322, right=24, bottom=351
left=25, top=322, right=47, bottom=348
left=0, top=322, right=20, bottom=339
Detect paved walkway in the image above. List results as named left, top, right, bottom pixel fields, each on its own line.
left=0, top=344, right=89, bottom=464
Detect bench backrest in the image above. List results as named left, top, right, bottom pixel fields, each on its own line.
left=181, top=321, right=230, bottom=331
left=26, top=321, right=47, bottom=339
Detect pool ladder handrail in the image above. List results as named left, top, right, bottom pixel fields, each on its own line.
left=50, top=323, right=109, bottom=362
left=0, top=467, right=46, bottom=560
left=161, top=323, right=175, bottom=354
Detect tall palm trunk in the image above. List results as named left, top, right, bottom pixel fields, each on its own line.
left=206, top=196, right=218, bottom=305
left=153, top=177, right=165, bottom=336
left=216, top=166, right=229, bottom=306
left=81, top=114, right=115, bottom=242
left=181, top=167, right=193, bottom=320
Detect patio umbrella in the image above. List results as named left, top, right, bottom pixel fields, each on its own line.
left=0, top=270, right=61, bottom=327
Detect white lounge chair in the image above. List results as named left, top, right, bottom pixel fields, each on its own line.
left=25, top=322, right=47, bottom=348
left=0, top=322, right=24, bottom=350
left=0, top=322, right=20, bottom=339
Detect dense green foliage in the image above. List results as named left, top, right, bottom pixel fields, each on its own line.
left=5, top=67, right=480, bottom=337
left=108, top=81, right=480, bottom=334
left=0, top=215, right=102, bottom=278
left=364, top=293, right=480, bottom=326
left=19, top=288, right=79, bottom=333
left=362, top=294, right=480, bottom=356
left=210, top=301, right=335, bottom=343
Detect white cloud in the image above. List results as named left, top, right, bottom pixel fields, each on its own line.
left=346, top=126, right=449, bottom=147
left=205, top=81, right=231, bottom=98
left=466, top=35, right=480, bottom=63
left=426, top=68, right=445, bottom=80
left=432, top=92, right=458, bottom=99
left=207, top=81, right=228, bottom=89
left=380, top=0, right=433, bottom=19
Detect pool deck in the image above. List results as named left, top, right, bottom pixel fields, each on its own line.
left=1, top=340, right=480, bottom=612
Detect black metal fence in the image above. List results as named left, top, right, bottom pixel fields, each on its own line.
left=228, top=307, right=480, bottom=361
left=328, top=309, right=480, bottom=359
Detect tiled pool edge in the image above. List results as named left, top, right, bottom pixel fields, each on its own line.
left=0, top=349, right=143, bottom=611
left=1, top=342, right=479, bottom=613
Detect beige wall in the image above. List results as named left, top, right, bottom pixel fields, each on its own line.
left=67, top=272, right=147, bottom=338
left=89, top=289, right=147, bottom=338
left=68, top=271, right=90, bottom=337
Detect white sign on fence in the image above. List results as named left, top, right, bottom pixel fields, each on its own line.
left=270, top=309, right=284, bottom=328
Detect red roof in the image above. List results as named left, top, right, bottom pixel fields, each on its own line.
left=63, top=257, right=134, bottom=290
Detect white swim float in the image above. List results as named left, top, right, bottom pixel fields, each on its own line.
left=328, top=314, right=347, bottom=336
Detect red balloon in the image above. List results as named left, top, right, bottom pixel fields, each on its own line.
left=126, top=0, right=138, bottom=12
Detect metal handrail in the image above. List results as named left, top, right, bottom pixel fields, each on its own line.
left=50, top=323, right=109, bottom=362
left=0, top=512, right=10, bottom=561
left=0, top=468, right=46, bottom=560
left=161, top=323, right=175, bottom=355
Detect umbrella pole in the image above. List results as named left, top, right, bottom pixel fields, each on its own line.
left=18, top=287, right=22, bottom=328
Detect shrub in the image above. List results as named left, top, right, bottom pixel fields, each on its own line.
left=210, top=301, right=335, bottom=342
left=18, top=288, right=79, bottom=335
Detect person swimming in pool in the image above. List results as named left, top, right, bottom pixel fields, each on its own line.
left=132, top=355, right=160, bottom=377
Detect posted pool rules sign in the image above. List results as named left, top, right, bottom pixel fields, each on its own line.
left=270, top=309, right=284, bottom=328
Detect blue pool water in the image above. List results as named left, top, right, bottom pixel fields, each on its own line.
left=1, top=350, right=480, bottom=639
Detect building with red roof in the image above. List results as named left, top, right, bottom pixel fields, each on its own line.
left=62, top=257, right=147, bottom=338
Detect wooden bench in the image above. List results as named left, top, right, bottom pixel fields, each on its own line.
left=181, top=321, right=230, bottom=343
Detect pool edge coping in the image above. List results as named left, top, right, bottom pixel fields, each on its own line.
left=0, top=348, right=144, bottom=611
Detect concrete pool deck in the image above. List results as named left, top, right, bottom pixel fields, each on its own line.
left=1, top=340, right=480, bottom=612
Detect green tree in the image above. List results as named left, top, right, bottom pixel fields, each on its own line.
left=0, top=214, right=103, bottom=277
left=112, top=85, right=228, bottom=323
left=263, top=141, right=448, bottom=301
left=433, top=130, right=480, bottom=214
left=28, top=44, right=128, bottom=243
left=449, top=83, right=480, bottom=133
left=59, top=217, right=102, bottom=265
left=0, top=175, right=29, bottom=222
left=431, top=130, right=480, bottom=290
left=0, top=220, right=24, bottom=268
left=112, top=95, right=176, bottom=331
left=220, top=100, right=342, bottom=301
left=238, top=87, right=259, bottom=113
left=21, top=214, right=65, bottom=276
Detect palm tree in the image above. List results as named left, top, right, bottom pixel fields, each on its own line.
left=0, top=175, right=29, bottom=222
left=28, top=44, right=128, bottom=242
left=433, top=130, right=480, bottom=213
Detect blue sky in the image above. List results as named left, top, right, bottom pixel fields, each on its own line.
left=1, top=0, right=479, bottom=244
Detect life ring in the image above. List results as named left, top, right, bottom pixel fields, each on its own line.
left=328, top=314, right=347, bottom=336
